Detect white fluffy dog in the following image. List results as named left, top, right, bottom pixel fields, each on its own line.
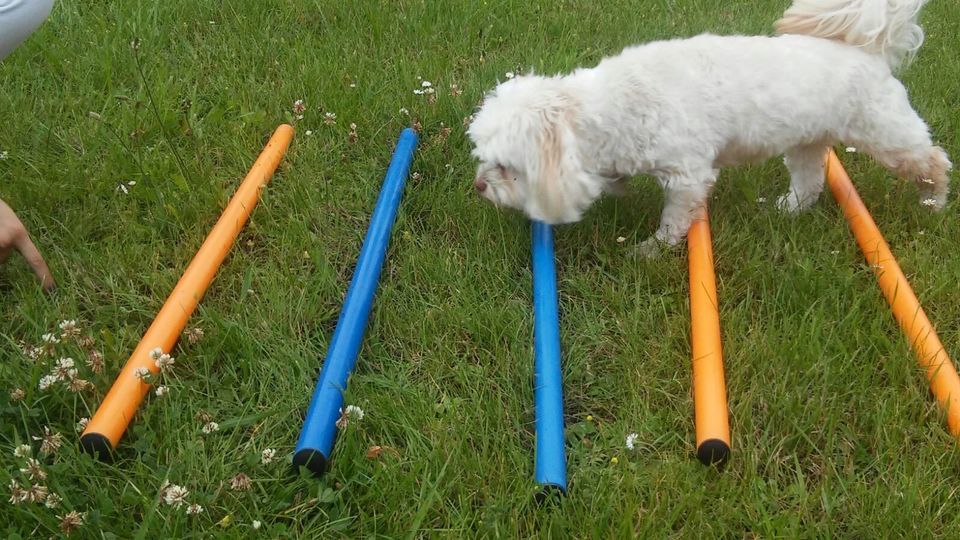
left=468, top=0, right=951, bottom=251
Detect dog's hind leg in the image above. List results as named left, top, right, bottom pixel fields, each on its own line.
left=638, top=167, right=716, bottom=256
left=847, top=81, right=953, bottom=209
left=777, top=144, right=830, bottom=213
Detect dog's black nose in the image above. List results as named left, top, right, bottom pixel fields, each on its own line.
left=474, top=178, right=488, bottom=192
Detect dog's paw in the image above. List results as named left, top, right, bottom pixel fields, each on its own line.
left=919, top=195, right=947, bottom=211
left=775, top=192, right=812, bottom=214
left=634, top=237, right=666, bottom=259
left=917, top=182, right=948, bottom=211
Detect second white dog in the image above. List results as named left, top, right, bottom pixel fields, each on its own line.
left=468, top=0, right=951, bottom=251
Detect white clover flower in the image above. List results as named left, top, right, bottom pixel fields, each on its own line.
left=399, top=107, right=409, bottom=115
left=0, top=150, right=8, bottom=160
left=149, top=348, right=164, bottom=360
left=202, top=421, right=219, bottom=434
left=8, top=479, right=27, bottom=505
left=76, top=417, right=89, bottom=433
left=67, top=378, right=90, bottom=393
left=44, top=492, right=62, bottom=509
left=38, top=375, right=58, bottom=391
left=155, top=353, right=175, bottom=372
left=252, top=520, right=262, bottom=530
left=625, top=433, right=638, bottom=450
left=162, top=484, right=189, bottom=508
left=13, top=444, right=32, bottom=458
left=134, top=367, right=151, bottom=380
left=921, top=198, right=938, bottom=207
left=20, top=458, right=46, bottom=481
left=324, top=112, right=337, bottom=125
left=42, top=333, right=60, bottom=344
left=52, top=357, right=78, bottom=381
left=184, top=327, right=204, bottom=344
left=57, top=510, right=84, bottom=534
left=33, top=426, right=63, bottom=455
left=421, top=80, right=432, bottom=88
left=261, top=447, right=277, bottom=464
left=336, top=405, right=365, bottom=429
left=58, top=320, right=80, bottom=338
left=155, top=386, right=170, bottom=397
left=186, top=503, right=204, bottom=515
left=25, top=484, right=48, bottom=503
left=230, top=473, right=252, bottom=491
left=345, top=405, right=364, bottom=421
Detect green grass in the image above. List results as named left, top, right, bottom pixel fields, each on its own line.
left=2, top=0, right=960, bottom=536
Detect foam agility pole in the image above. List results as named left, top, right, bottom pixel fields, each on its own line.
left=825, top=150, right=960, bottom=436
left=293, top=128, right=418, bottom=476
left=531, top=221, right=567, bottom=495
left=80, top=124, right=295, bottom=458
left=687, top=208, right=731, bottom=466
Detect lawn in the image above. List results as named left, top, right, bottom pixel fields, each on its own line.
left=2, top=0, right=959, bottom=537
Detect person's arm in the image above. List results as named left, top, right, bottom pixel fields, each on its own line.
left=0, top=199, right=55, bottom=290
left=1, top=0, right=57, bottom=290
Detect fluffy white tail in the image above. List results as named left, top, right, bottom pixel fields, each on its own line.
left=774, top=0, right=929, bottom=70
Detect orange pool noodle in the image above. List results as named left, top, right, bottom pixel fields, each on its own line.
left=825, top=149, right=960, bottom=437
left=80, top=124, right=294, bottom=457
left=688, top=207, right=731, bottom=465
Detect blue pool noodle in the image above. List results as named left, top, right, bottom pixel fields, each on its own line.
left=531, top=221, right=568, bottom=494
left=293, top=129, right=418, bottom=476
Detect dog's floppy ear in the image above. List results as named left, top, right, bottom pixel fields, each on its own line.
left=523, top=113, right=602, bottom=224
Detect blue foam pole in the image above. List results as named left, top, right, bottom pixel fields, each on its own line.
left=293, top=129, right=418, bottom=476
left=531, top=221, right=568, bottom=494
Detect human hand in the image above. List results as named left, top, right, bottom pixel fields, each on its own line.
left=0, top=198, right=55, bottom=291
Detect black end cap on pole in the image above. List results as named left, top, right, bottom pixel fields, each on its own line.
left=696, top=439, right=730, bottom=467
left=292, top=448, right=329, bottom=478
left=79, top=433, right=115, bottom=462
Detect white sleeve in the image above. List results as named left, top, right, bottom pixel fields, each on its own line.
left=0, top=0, right=55, bottom=61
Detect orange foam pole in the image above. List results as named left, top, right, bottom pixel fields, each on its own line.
left=688, top=207, right=731, bottom=465
left=80, top=124, right=294, bottom=457
left=826, top=150, right=960, bottom=436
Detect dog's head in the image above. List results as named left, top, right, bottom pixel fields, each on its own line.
left=467, top=75, right=605, bottom=224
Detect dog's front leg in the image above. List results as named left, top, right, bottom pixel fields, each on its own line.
left=638, top=169, right=716, bottom=257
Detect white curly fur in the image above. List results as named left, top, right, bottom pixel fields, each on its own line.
left=468, top=0, right=950, bottom=250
